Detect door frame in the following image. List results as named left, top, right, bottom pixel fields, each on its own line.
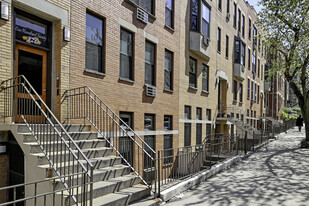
left=14, top=43, right=47, bottom=122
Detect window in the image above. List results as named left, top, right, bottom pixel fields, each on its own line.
left=206, top=109, right=211, bottom=121
left=261, top=65, right=263, bottom=80
left=226, top=0, right=230, bottom=14
left=234, top=39, right=246, bottom=66
left=218, top=0, right=222, bottom=10
left=258, top=37, right=261, bottom=52
left=196, top=123, right=202, bottom=145
left=131, top=0, right=154, bottom=15
left=233, top=80, right=237, bottom=101
left=239, top=83, right=243, bottom=103
left=252, top=52, right=256, bottom=74
left=247, top=78, right=250, bottom=100
left=189, top=57, right=197, bottom=88
left=257, top=85, right=260, bottom=104
left=165, top=0, right=173, bottom=28
left=247, top=109, right=249, bottom=124
left=184, top=106, right=191, bottom=119
left=164, top=50, right=173, bottom=90
left=191, top=0, right=199, bottom=31
left=251, top=110, right=253, bottom=126
left=120, top=28, right=133, bottom=80
left=238, top=9, right=241, bottom=32
left=196, top=107, right=202, bottom=120
left=206, top=124, right=211, bottom=138
left=233, top=3, right=237, bottom=28
left=86, top=12, right=104, bottom=73
left=248, top=48, right=251, bottom=70
left=217, top=27, right=221, bottom=52
left=145, top=41, right=155, bottom=86
left=242, top=14, right=245, bottom=37
left=120, top=112, right=133, bottom=130
left=254, top=83, right=257, bottom=102
left=248, top=18, right=251, bottom=40
left=241, top=114, right=244, bottom=121
left=258, top=59, right=260, bottom=77
left=253, top=26, right=257, bottom=47
left=144, top=135, right=155, bottom=169
left=201, top=2, right=211, bottom=38
left=164, top=135, right=173, bottom=164
left=144, top=114, right=155, bottom=130
left=164, top=115, right=172, bottom=130
left=191, top=0, right=210, bottom=37
left=202, top=64, right=209, bottom=92
left=251, top=80, right=254, bottom=100
left=119, top=112, right=133, bottom=165
left=226, top=35, right=229, bottom=58
left=254, top=111, right=256, bottom=127
left=184, top=123, right=191, bottom=146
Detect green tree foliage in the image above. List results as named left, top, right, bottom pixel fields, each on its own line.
left=258, top=0, right=309, bottom=140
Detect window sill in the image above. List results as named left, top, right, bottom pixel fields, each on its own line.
left=119, top=77, right=134, bottom=84
left=217, top=51, right=221, bottom=54
left=84, top=69, right=105, bottom=77
left=163, top=88, right=173, bottom=94
left=126, top=0, right=156, bottom=20
left=164, top=25, right=174, bottom=32
left=202, top=90, right=209, bottom=94
left=189, top=86, right=198, bottom=90
left=233, top=100, right=237, bottom=104
left=225, top=56, right=229, bottom=60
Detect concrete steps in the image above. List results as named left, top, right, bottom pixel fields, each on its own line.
left=16, top=124, right=152, bottom=205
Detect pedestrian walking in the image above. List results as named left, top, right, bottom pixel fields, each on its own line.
left=296, top=115, right=304, bottom=132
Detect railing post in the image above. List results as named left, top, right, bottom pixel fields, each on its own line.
left=157, top=151, right=160, bottom=197
left=244, top=131, right=247, bottom=155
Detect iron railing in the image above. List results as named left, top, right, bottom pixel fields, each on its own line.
left=156, top=133, right=238, bottom=195
left=0, top=76, right=93, bottom=205
left=0, top=172, right=91, bottom=206
left=62, top=86, right=157, bottom=195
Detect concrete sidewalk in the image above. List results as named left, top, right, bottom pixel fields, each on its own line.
left=164, top=127, right=308, bottom=206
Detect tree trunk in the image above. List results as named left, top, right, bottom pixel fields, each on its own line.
left=304, top=99, right=309, bottom=141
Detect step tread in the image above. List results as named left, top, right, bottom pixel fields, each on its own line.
left=92, top=193, right=129, bottom=206
left=25, top=139, right=104, bottom=145
left=31, top=147, right=111, bottom=157
left=38, top=155, right=120, bottom=169
left=129, top=198, right=160, bottom=206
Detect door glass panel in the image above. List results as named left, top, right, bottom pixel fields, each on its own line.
left=18, top=50, right=43, bottom=95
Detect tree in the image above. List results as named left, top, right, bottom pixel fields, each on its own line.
left=258, top=0, right=309, bottom=140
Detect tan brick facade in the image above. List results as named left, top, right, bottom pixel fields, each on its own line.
left=69, top=0, right=180, bottom=170
left=178, top=0, right=271, bottom=147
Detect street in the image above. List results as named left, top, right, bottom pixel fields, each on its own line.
left=165, top=127, right=309, bottom=206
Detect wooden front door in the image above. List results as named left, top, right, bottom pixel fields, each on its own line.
left=15, top=44, right=47, bottom=123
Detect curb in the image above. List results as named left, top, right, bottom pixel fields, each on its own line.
left=160, top=156, right=241, bottom=202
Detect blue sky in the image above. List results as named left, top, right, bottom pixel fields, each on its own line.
left=246, top=0, right=263, bottom=13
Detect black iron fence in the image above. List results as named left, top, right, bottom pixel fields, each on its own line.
left=155, top=120, right=296, bottom=196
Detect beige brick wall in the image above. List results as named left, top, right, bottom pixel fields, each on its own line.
left=69, top=0, right=180, bottom=171
left=178, top=0, right=268, bottom=147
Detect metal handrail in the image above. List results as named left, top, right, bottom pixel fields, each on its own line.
left=0, top=76, right=93, bottom=205
left=0, top=172, right=91, bottom=206
left=62, top=86, right=157, bottom=195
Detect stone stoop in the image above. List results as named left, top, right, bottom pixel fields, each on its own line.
left=15, top=124, right=152, bottom=206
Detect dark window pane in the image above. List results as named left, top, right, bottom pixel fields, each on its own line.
left=86, top=13, right=104, bottom=72
left=140, top=0, right=154, bottom=14
left=120, top=29, right=133, bottom=80
left=196, top=123, right=202, bottom=145
left=184, top=123, right=191, bottom=146
left=164, top=51, right=173, bottom=90
left=191, top=0, right=199, bottom=31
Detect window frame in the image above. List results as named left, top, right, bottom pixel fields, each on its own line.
left=164, top=49, right=173, bottom=91
left=165, top=0, right=174, bottom=28
left=233, top=80, right=237, bottom=101
left=247, top=78, right=250, bottom=100
left=145, top=41, right=156, bottom=86
left=184, top=123, right=191, bottom=147
left=196, top=107, right=202, bottom=120
left=120, top=28, right=134, bottom=81
left=217, top=27, right=221, bottom=53
left=233, top=3, right=237, bottom=28
left=144, top=113, right=155, bottom=130
left=226, top=35, right=229, bottom=58
left=189, top=56, right=197, bottom=88
left=202, top=64, right=209, bottom=92
left=184, top=106, right=191, bottom=119
left=85, top=12, right=105, bottom=74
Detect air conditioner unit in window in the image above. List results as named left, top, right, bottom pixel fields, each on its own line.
left=137, top=8, right=148, bottom=24
left=203, top=35, right=210, bottom=46
left=226, top=13, right=231, bottom=21
left=145, top=85, right=157, bottom=97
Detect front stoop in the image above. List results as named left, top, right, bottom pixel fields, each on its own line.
left=0, top=124, right=153, bottom=206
